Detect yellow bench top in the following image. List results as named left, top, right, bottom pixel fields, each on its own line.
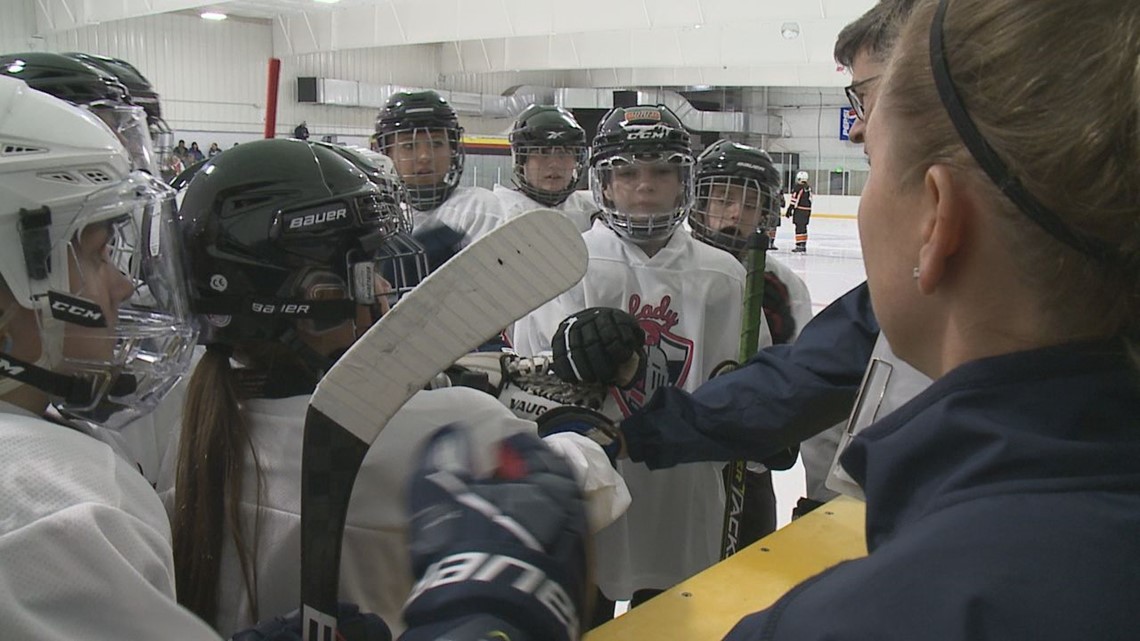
left=585, top=496, right=868, bottom=641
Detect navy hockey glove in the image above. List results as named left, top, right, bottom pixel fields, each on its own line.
left=552, top=307, right=645, bottom=387
left=229, top=602, right=391, bottom=641
left=412, top=222, right=466, bottom=272
left=404, top=426, right=589, bottom=641
left=536, top=406, right=622, bottom=466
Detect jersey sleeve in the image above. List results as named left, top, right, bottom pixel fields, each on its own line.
left=621, top=281, right=879, bottom=468
left=0, top=424, right=222, bottom=641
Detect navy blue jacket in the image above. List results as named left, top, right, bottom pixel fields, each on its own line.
left=622, top=282, right=879, bottom=468
left=723, top=340, right=1140, bottom=640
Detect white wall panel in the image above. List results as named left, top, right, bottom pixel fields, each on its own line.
left=23, top=10, right=439, bottom=140
left=279, top=44, right=439, bottom=138
left=40, top=13, right=271, bottom=136
left=0, top=0, right=40, bottom=53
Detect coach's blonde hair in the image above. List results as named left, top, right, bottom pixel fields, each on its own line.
left=882, top=0, right=1140, bottom=353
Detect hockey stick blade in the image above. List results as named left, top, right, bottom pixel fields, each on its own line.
left=301, top=209, right=588, bottom=641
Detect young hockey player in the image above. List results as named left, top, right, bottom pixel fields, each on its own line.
left=376, top=90, right=505, bottom=251
left=689, top=139, right=815, bottom=543
left=513, top=104, right=754, bottom=623
left=0, top=51, right=162, bottom=178
left=0, top=75, right=213, bottom=640
left=166, top=138, right=622, bottom=638
left=786, top=170, right=813, bottom=252
left=494, top=104, right=595, bottom=232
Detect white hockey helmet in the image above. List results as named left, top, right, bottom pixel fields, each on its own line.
left=796, top=170, right=810, bottom=184
left=0, top=75, right=196, bottom=427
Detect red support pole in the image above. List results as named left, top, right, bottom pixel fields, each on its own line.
left=264, top=57, right=281, bottom=139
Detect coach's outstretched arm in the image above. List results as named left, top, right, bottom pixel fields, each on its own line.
left=620, top=282, right=880, bottom=468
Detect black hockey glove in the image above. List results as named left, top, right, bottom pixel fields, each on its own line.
left=551, top=307, right=645, bottom=388
left=403, top=426, right=589, bottom=641
left=762, top=271, right=797, bottom=346
left=229, top=603, right=391, bottom=641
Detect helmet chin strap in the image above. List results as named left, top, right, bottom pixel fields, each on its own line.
left=0, top=304, right=49, bottom=398
left=0, top=297, right=127, bottom=406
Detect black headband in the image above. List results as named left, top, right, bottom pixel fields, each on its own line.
left=929, top=0, right=1115, bottom=262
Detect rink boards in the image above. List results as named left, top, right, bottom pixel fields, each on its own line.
left=586, top=496, right=867, bottom=641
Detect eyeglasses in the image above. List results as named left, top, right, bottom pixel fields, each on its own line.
left=844, top=75, right=881, bottom=121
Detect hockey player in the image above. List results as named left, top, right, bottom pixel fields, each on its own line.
left=0, top=51, right=161, bottom=177
left=689, top=139, right=814, bottom=544
left=0, top=76, right=215, bottom=639
left=165, top=138, right=623, bottom=638
left=513, top=104, right=752, bottom=623
left=376, top=90, right=505, bottom=254
left=785, top=170, right=813, bottom=252
left=691, top=140, right=813, bottom=344
left=494, top=104, right=595, bottom=232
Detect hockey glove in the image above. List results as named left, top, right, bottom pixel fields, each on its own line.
left=404, top=426, right=589, bottom=641
left=762, top=271, right=797, bottom=346
left=536, top=406, right=622, bottom=466
left=552, top=307, right=645, bottom=388
left=229, top=603, right=391, bottom=641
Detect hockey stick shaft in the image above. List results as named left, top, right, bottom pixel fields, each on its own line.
left=719, top=230, right=768, bottom=560
left=300, top=210, right=588, bottom=640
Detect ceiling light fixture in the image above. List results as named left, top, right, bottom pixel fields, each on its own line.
left=200, top=11, right=228, bottom=21
left=694, top=24, right=702, bottom=29
left=780, top=21, right=800, bottom=40
left=314, top=0, right=342, bottom=4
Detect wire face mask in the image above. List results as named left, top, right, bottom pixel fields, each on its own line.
left=590, top=151, right=694, bottom=243
left=691, top=175, right=779, bottom=254
left=382, top=127, right=464, bottom=211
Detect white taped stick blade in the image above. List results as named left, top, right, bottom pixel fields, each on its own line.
left=311, top=208, right=587, bottom=446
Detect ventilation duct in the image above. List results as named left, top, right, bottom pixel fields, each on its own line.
left=296, top=77, right=780, bottom=135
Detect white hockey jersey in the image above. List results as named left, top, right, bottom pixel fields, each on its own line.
left=513, top=220, right=748, bottom=598
left=412, top=185, right=506, bottom=247
left=492, top=185, right=597, bottom=233
left=0, top=403, right=221, bottom=641
left=158, top=385, right=626, bottom=637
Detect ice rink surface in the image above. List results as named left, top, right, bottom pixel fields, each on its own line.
left=766, top=215, right=866, bottom=528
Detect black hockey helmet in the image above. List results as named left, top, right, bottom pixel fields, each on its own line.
left=0, top=52, right=161, bottom=175
left=375, top=90, right=464, bottom=211
left=588, top=105, right=694, bottom=242
left=691, top=140, right=782, bottom=254
left=0, top=51, right=128, bottom=104
left=64, top=52, right=174, bottom=175
left=179, top=138, right=425, bottom=347
left=508, top=105, right=587, bottom=206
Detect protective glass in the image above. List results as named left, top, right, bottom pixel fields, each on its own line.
left=85, top=102, right=160, bottom=176
left=590, top=151, right=694, bottom=243
left=42, top=172, right=197, bottom=428
left=691, top=175, right=779, bottom=253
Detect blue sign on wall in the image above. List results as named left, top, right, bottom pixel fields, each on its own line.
left=839, top=107, right=858, bottom=141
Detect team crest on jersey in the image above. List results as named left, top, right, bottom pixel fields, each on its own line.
left=611, top=293, right=694, bottom=417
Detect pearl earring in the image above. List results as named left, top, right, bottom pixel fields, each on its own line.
left=913, top=267, right=921, bottom=279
